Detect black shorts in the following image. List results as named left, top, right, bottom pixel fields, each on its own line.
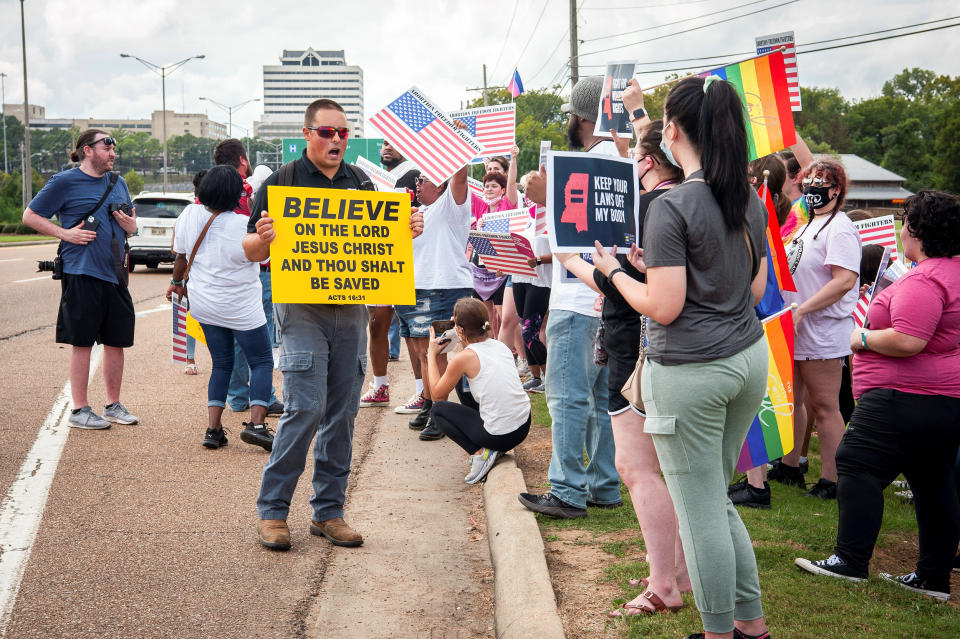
left=56, top=273, right=135, bottom=347
left=605, top=320, right=643, bottom=414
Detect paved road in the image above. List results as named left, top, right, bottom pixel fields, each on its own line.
left=0, top=242, right=494, bottom=638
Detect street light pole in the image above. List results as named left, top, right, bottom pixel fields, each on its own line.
left=20, top=0, right=31, bottom=206
left=120, top=53, right=204, bottom=193
left=1, top=72, right=8, bottom=174
left=199, top=96, right=259, bottom=140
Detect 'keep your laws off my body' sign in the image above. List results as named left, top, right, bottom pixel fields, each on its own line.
left=267, top=186, right=415, bottom=305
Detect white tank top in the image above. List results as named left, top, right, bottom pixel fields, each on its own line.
left=466, top=339, right=531, bottom=435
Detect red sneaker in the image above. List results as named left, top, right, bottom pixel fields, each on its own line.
left=359, top=383, right=390, bottom=407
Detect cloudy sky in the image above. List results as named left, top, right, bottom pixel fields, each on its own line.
left=1, top=0, right=957, bottom=138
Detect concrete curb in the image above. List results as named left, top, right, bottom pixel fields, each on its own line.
left=0, top=239, right=58, bottom=248
left=483, top=453, right=565, bottom=639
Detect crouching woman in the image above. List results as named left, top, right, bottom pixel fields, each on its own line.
left=425, top=298, right=531, bottom=484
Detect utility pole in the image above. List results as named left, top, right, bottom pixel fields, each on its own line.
left=482, top=64, right=489, bottom=106
left=1, top=72, right=8, bottom=174
left=569, top=0, right=579, bottom=88
left=20, top=0, right=32, bottom=206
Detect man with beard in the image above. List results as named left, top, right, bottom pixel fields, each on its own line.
left=212, top=139, right=283, bottom=440
left=358, top=141, right=421, bottom=411
left=518, top=77, right=623, bottom=518
left=22, top=130, right=139, bottom=430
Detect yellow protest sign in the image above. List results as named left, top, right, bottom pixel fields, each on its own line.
left=267, top=186, right=415, bottom=305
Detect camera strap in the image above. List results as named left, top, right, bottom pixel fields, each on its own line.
left=57, top=172, right=120, bottom=257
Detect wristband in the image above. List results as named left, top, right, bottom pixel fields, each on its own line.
left=608, top=267, right=625, bottom=282
left=171, top=279, right=183, bottom=285
left=860, top=331, right=869, bottom=350
left=536, top=257, right=542, bottom=266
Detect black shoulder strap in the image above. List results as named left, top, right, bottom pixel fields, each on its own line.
left=59, top=172, right=119, bottom=256
left=348, top=164, right=375, bottom=191
left=277, top=161, right=296, bottom=187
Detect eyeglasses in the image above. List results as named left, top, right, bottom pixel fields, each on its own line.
left=87, top=137, right=116, bottom=148
left=306, top=126, right=349, bottom=139
left=628, top=150, right=658, bottom=164
left=415, top=175, right=433, bottom=186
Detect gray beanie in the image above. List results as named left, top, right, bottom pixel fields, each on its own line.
left=561, top=76, right=604, bottom=122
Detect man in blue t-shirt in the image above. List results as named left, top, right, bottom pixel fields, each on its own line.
left=22, top=129, right=140, bottom=430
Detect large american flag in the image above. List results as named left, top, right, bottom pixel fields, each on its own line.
left=449, top=104, right=517, bottom=159
left=756, top=31, right=801, bottom=111
left=369, top=87, right=482, bottom=185
left=469, top=232, right=536, bottom=277
left=854, top=215, right=898, bottom=262
left=171, top=296, right=188, bottom=363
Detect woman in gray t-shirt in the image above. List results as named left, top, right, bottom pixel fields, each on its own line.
left=593, top=76, right=772, bottom=639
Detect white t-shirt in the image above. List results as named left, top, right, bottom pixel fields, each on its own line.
left=412, top=184, right=473, bottom=290
left=783, top=211, right=862, bottom=359
left=173, top=203, right=265, bottom=331
left=466, top=339, right=531, bottom=435
left=548, top=139, right=619, bottom=316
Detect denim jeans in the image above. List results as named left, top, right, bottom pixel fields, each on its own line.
left=544, top=310, right=619, bottom=509
left=199, top=322, right=273, bottom=409
left=388, top=313, right=401, bottom=359
left=257, top=303, right=367, bottom=522
left=227, top=270, right=279, bottom=410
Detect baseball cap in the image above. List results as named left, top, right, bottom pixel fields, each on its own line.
left=561, top=76, right=604, bottom=122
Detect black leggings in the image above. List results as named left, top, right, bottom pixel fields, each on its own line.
left=432, top=395, right=531, bottom=455
left=511, top=282, right=549, bottom=366
left=834, top=388, right=960, bottom=589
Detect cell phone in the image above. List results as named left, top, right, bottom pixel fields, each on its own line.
left=432, top=320, right=454, bottom=334
left=83, top=215, right=101, bottom=232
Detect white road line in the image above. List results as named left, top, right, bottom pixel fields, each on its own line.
left=136, top=303, right=169, bottom=318
left=0, top=345, right=103, bottom=637
left=11, top=276, right=50, bottom=284
left=0, top=259, right=23, bottom=264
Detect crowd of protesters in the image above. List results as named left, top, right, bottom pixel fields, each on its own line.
left=25, top=70, right=960, bottom=637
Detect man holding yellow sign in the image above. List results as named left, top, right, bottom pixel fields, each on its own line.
left=242, top=98, right=423, bottom=551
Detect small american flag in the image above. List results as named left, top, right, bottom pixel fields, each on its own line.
left=369, top=87, right=483, bottom=185
left=172, top=296, right=188, bottom=363
left=479, top=208, right=531, bottom=235
left=533, top=205, right=547, bottom=235
left=354, top=156, right=397, bottom=191
left=467, top=177, right=484, bottom=197
left=854, top=215, right=898, bottom=262
left=469, top=232, right=536, bottom=277
left=450, top=104, right=517, bottom=159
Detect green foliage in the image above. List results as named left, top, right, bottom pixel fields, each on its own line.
left=123, top=169, right=144, bottom=196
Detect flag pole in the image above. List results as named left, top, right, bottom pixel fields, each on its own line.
left=638, top=46, right=788, bottom=93
left=762, top=302, right=799, bottom=324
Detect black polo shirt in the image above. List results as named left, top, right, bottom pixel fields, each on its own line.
left=247, top=151, right=366, bottom=232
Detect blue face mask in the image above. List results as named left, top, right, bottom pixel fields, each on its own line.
left=660, top=124, right=680, bottom=168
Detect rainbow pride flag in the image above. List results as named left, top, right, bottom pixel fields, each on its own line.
left=781, top=196, right=809, bottom=244
left=761, top=182, right=796, bottom=293
left=736, top=306, right=795, bottom=472
left=701, top=51, right=797, bottom=162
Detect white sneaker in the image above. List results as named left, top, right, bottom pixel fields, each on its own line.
left=516, top=358, right=530, bottom=376
left=68, top=406, right=111, bottom=430
left=465, top=449, right=500, bottom=484
left=394, top=392, right=424, bottom=414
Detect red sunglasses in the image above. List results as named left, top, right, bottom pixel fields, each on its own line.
left=307, top=126, right=349, bottom=140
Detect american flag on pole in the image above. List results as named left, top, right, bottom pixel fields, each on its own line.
left=756, top=31, right=801, bottom=111
left=852, top=245, right=892, bottom=327
left=469, top=231, right=536, bottom=277
left=171, top=295, right=188, bottom=363
left=369, top=87, right=483, bottom=185
left=854, top=215, right=898, bottom=262
left=449, top=104, right=517, bottom=161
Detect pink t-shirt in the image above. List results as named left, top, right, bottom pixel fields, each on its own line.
left=783, top=213, right=862, bottom=359
left=852, top=256, right=960, bottom=399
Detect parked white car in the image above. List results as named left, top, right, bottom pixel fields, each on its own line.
left=129, top=191, right=194, bottom=271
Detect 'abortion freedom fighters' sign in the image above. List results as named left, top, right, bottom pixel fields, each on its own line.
left=267, top=186, right=414, bottom=305
left=546, top=151, right=638, bottom=254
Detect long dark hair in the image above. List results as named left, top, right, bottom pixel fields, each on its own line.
left=664, top=76, right=750, bottom=231
left=749, top=154, right=789, bottom=225
left=637, top=120, right=683, bottom=183
left=70, top=129, right=108, bottom=163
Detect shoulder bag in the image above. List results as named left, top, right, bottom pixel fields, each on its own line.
left=180, top=211, right=221, bottom=311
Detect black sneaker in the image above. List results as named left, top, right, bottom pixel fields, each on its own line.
left=805, top=478, right=837, bottom=500
left=685, top=630, right=772, bottom=639
left=798, top=457, right=809, bottom=474
left=767, top=460, right=806, bottom=488
left=240, top=422, right=275, bottom=452
left=266, top=401, right=284, bottom=416
left=879, top=571, right=950, bottom=600
left=408, top=400, right=433, bottom=430
left=729, top=480, right=771, bottom=509
left=203, top=426, right=228, bottom=449
left=418, top=417, right=445, bottom=441
left=794, top=554, right=867, bottom=582
left=518, top=492, right=587, bottom=519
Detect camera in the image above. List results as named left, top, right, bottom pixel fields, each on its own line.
left=37, top=257, right=64, bottom=279
left=108, top=203, right=131, bottom=214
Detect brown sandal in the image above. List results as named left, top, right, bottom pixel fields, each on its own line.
left=608, top=590, right=684, bottom=618
left=628, top=577, right=649, bottom=588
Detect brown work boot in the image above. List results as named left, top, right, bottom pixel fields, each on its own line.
left=258, top=518, right=291, bottom=550
left=310, top=517, right=364, bottom=547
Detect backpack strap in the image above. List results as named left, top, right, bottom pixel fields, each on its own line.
left=277, top=161, right=297, bottom=187
left=347, top=164, right=375, bottom=191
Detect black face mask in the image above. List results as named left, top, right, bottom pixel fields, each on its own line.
left=803, top=185, right=835, bottom=210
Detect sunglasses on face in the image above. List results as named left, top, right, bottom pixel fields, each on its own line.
left=415, top=176, right=433, bottom=186
left=87, top=137, right=116, bottom=148
left=307, top=126, right=349, bottom=140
